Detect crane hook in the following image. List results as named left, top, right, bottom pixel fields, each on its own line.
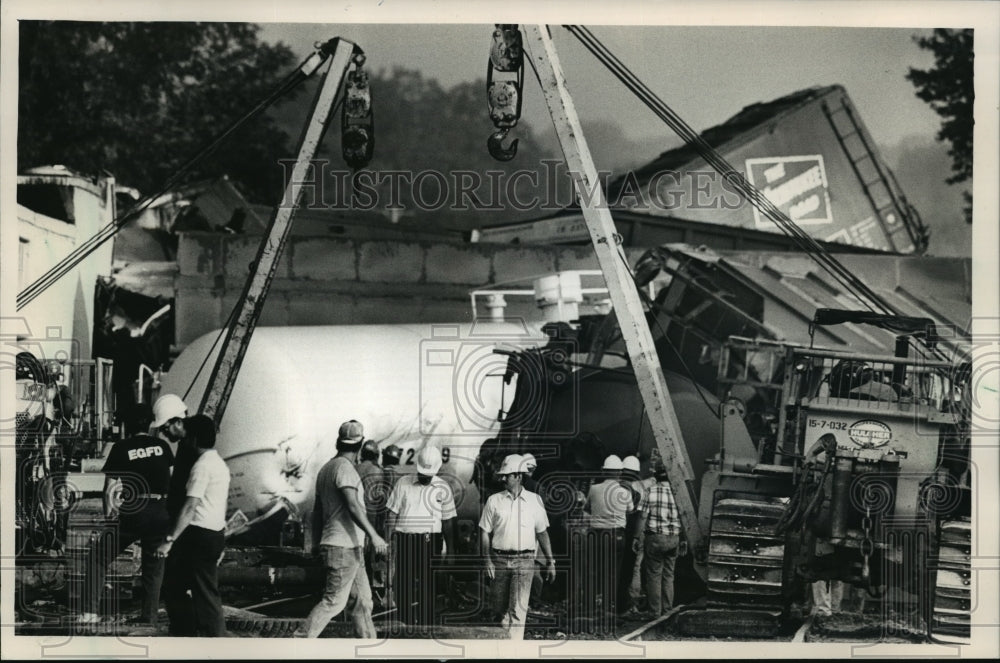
left=488, top=129, right=519, bottom=162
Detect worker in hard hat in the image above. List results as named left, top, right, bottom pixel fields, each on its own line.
left=381, top=443, right=404, bottom=486
left=77, top=394, right=188, bottom=627
left=378, top=442, right=403, bottom=607
left=619, top=455, right=649, bottom=614
left=582, top=454, right=634, bottom=632
left=296, top=420, right=388, bottom=638
left=479, top=453, right=557, bottom=640
left=356, top=440, right=385, bottom=601
left=384, top=445, right=457, bottom=627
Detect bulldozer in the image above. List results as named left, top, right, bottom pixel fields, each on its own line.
left=485, top=264, right=972, bottom=641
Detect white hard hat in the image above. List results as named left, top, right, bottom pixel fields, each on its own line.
left=522, top=453, right=537, bottom=470
left=152, top=394, right=187, bottom=428
left=622, top=456, right=641, bottom=473
left=498, top=453, right=525, bottom=476
left=602, top=454, right=624, bottom=471
left=416, top=446, right=443, bottom=476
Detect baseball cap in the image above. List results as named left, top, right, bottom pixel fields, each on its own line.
left=337, top=419, right=364, bottom=444
left=152, top=394, right=187, bottom=428
left=602, top=454, right=623, bottom=471
left=416, top=446, right=443, bottom=476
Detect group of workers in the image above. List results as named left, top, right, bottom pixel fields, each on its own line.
left=78, top=398, right=683, bottom=640
left=79, top=393, right=231, bottom=636
left=570, top=453, right=684, bottom=632
left=298, top=421, right=685, bottom=640
left=296, top=419, right=463, bottom=637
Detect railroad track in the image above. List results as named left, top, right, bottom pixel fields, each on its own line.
left=621, top=603, right=934, bottom=644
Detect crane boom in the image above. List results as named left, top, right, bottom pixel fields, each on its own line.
left=199, top=38, right=359, bottom=425
left=523, top=25, right=705, bottom=550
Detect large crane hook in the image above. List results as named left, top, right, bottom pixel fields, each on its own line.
left=488, top=129, right=519, bottom=163
left=342, top=50, right=374, bottom=170
left=486, top=25, right=524, bottom=162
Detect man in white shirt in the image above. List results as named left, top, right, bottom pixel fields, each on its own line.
left=479, top=454, right=556, bottom=640
left=385, top=446, right=456, bottom=626
left=156, top=414, right=231, bottom=636
left=583, top=454, right=634, bottom=631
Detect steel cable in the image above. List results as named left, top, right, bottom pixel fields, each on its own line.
left=563, top=25, right=891, bottom=315
left=17, top=54, right=315, bottom=311
left=563, top=25, right=950, bottom=362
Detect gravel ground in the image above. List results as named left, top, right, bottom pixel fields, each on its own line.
left=16, top=574, right=927, bottom=643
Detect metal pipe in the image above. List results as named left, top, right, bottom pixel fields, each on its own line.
left=830, top=456, right=854, bottom=540
left=892, top=335, right=909, bottom=389
left=218, top=566, right=324, bottom=586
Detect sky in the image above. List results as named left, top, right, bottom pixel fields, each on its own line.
left=258, top=23, right=943, bottom=152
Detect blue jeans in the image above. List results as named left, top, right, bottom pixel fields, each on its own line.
left=642, top=533, right=679, bottom=615
left=491, top=552, right=535, bottom=639
left=301, top=545, right=375, bottom=638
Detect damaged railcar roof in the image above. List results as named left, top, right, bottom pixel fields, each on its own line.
left=614, top=85, right=841, bottom=193
left=671, top=245, right=971, bottom=359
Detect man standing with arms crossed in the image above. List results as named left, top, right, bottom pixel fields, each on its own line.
left=479, top=454, right=556, bottom=640
left=296, top=420, right=388, bottom=638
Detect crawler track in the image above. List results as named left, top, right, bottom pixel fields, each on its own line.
left=932, top=518, right=972, bottom=643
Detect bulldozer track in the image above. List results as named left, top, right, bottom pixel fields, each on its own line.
left=931, top=518, right=971, bottom=643
left=706, top=497, right=787, bottom=610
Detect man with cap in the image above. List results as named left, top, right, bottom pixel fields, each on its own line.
left=296, top=420, right=387, bottom=638
left=479, top=454, right=557, bottom=640
left=384, top=445, right=456, bottom=626
left=519, top=452, right=546, bottom=609
left=157, top=413, right=231, bottom=636
left=584, top=454, right=634, bottom=628
left=634, top=463, right=683, bottom=617
left=77, top=394, right=187, bottom=626
left=356, top=440, right=385, bottom=597
left=521, top=453, right=540, bottom=492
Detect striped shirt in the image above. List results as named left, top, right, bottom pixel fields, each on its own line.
left=638, top=480, right=681, bottom=536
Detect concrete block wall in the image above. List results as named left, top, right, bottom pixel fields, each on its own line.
left=173, top=233, right=972, bottom=351
left=175, top=233, right=644, bottom=347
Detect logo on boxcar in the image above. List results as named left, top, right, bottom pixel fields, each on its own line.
left=848, top=419, right=892, bottom=448
left=746, top=154, right=833, bottom=228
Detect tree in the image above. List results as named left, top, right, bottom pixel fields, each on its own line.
left=906, top=29, right=974, bottom=223
left=18, top=22, right=299, bottom=203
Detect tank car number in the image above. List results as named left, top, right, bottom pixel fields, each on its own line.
left=807, top=419, right=849, bottom=430
left=404, top=447, right=451, bottom=464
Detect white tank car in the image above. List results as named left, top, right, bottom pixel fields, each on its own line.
left=159, top=322, right=548, bottom=538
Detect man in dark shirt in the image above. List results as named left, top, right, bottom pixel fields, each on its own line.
left=355, top=440, right=385, bottom=598
left=77, top=394, right=187, bottom=625
left=381, top=443, right=403, bottom=490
